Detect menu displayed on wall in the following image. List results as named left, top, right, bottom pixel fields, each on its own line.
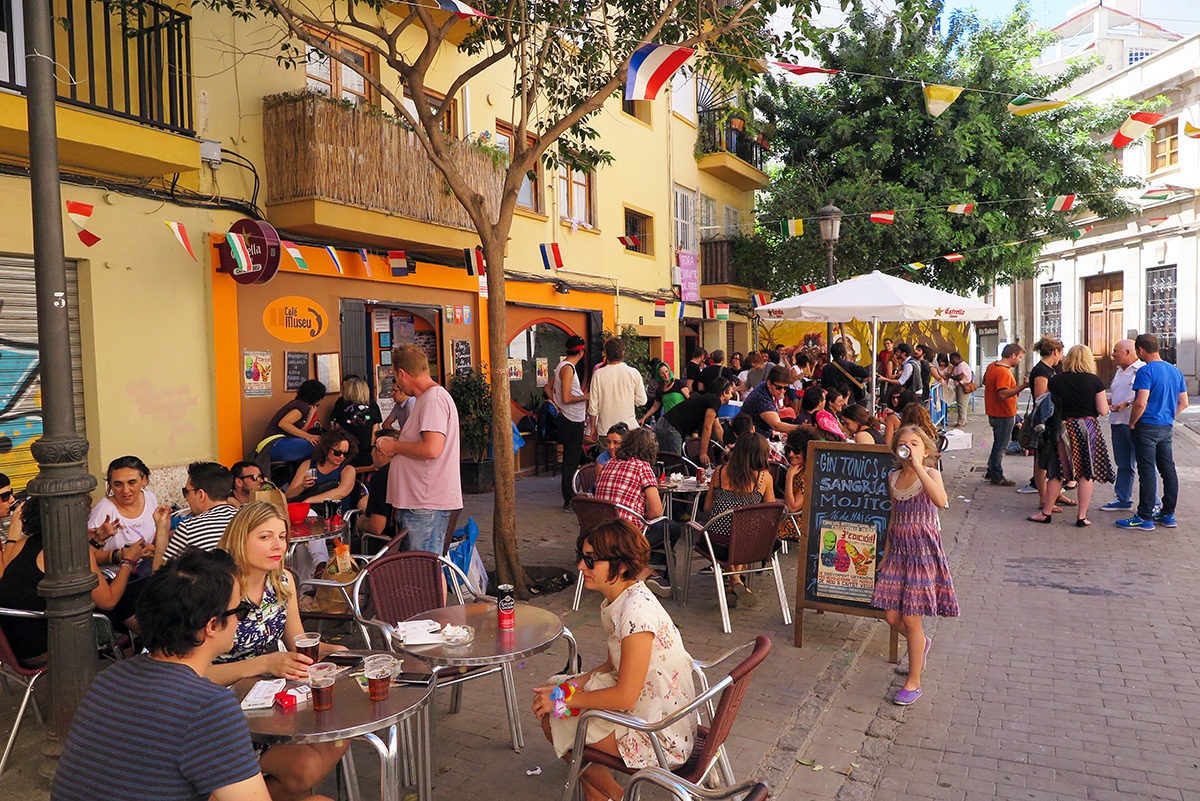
left=413, top=331, right=439, bottom=379
left=284, top=351, right=308, bottom=392
left=452, top=339, right=472, bottom=374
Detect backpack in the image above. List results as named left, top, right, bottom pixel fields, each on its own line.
left=537, top=401, right=560, bottom=442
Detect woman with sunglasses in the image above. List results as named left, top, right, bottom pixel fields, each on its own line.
left=533, top=518, right=697, bottom=801
left=0, top=495, right=146, bottom=665
left=211, top=502, right=347, bottom=801
left=0, top=472, right=22, bottom=548
left=285, top=430, right=358, bottom=510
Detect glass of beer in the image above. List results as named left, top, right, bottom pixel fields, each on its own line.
left=363, top=655, right=399, bottom=702
left=307, top=662, right=338, bottom=711
left=295, top=632, right=321, bottom=662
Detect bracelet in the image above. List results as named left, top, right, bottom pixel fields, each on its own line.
left=120, top=559, right=137, bottom=570
left=551, top=682, right=580, bottom=719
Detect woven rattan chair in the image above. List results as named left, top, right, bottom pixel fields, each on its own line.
left=569, top=496, right=670, bottom=610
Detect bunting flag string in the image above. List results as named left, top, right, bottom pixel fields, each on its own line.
left=922, top=83, right=964, bottom=117
left=226, top=233, right=253, bottom=274
left=772, top=62, right=841, bottom=77
left=434, top=0, right=493, bottom=18
left=618, top=235, right=641, bottom=247
left=389, top=250, right=409, bottom=276
left=1185, top=122, right=1200, bottom=139
left=750, top=292, right=770, bottom=308
left=946, top=203, right=974, bottom=214
left=715, top=303, right=730, bottom=320
left=65, top=200, right=101, bottom=247
left=625, top=43, right=694, bottom=101
left=282, top=240, right=309, bottom=271
left=870, top=210, right=896, bottom=224
left=540, top=242, right=564, bottom=270
left=942, top=253, right=964, bottom=262
left=1145, top=216, right=1169, bottom=227
left=780, top=219, right=804, bottom=236
left=1139, top=187, right=1172, bottom=201
left=703, top=300, right=716, bottom=318
left=358, top=248, right=372, bottom=277
left=164, top=221, right=196, bottom=261
left=325, top=245, right=344, bottom=275
left=464, top=246, right=486, bottom=276
left=902, top=261, right=925, bottom=273
left=1112, top=112, right=1164, bottom=148
left=798, top=284, right=818, bottom=294
left=676, top=302, right=688, bottom=319
left=654, top=300, right=667, bottom=317
left=1006, top=94, right=1068, bottom=116
left=1046, top=194, right=1076, bottom=212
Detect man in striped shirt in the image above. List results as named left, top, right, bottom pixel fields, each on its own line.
left=153, top=462, right=237, bottom=570
left=52, top=548, right=332, bottom=801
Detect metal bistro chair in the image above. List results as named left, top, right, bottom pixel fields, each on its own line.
left=560, top=636, right=772, bottom=801
left=626, top=767, right=770, bottom=801
left=658, top=452, right=701, bottom=478
left=683, top=438, right=724, bottom=469
left=683, top=503, right=790, bottom=634
left=570, top=496, right=670, bottom=611
left=572, top=463, right=600, bottom=496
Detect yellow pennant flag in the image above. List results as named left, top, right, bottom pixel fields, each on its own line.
left=923, top=83, right=964, bottom=117
left=1184, top=121, right=1200, bottom=140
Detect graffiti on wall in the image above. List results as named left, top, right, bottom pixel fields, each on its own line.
left=0, top=329, right=42, bottom=491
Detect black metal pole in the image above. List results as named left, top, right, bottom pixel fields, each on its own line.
left=23, top=0, right=100, bottom=741
left=825, top=241, right=835, bottom=349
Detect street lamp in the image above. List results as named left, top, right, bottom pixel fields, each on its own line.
left=818, top=201, right=842, bottom=349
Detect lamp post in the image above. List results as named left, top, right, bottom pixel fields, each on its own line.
left=23, top=0, right=100, bottom=747
left=818, top=201, right=842, bottom=350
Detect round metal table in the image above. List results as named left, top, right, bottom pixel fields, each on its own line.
left=234, top=659, right=433, bottom=801
left=397, top=602, right=571, bottom=751
left=290, top=517, right=350, bottom=545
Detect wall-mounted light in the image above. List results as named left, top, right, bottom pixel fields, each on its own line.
left=555, top=281, right=571, bottom=295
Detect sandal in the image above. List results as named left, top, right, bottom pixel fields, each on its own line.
left=1076, top=518, right=1092, bottom=527
left=1057, top=496, right=1078, bottom=506
left=1064, top=480, right=1079, bottom=491
left=1050, top=506, right=1063, bottom=514
left=1027, top=513, right=1052, bottom=524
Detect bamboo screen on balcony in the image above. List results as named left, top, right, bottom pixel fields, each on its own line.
left=263, top=93, right=503, bottom=231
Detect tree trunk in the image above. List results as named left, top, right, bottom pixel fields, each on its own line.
left=482, top=240, right=533, bottom=597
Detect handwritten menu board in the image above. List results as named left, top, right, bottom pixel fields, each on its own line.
left=285, top=351, right=309, bottom=392
left=795, top=441, right=897, bottom=658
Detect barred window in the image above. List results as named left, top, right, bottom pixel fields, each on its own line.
left=1039, top=283, right=1062, bottom=340
left=1146, top=266, right=1177, bottom=363
left=623, top=209, right=651, bottom=254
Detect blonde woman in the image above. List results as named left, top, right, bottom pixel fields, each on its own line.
left=1031, top=346, right=1113, bottom=527
left=210, top=502, right=347, bottom=801
left=331, top=376, right=381, bottom=467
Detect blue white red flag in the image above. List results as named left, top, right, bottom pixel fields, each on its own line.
left=624, top=44, right=695, bottom=102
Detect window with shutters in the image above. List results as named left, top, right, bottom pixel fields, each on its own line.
left=1150, top=119, right=1178, bottom=173
left=673, top=185, right=697, bottom=253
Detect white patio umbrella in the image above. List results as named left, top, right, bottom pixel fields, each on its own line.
left=758, top=270, right=998, bottom=409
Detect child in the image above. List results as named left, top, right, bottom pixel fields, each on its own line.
left=871, top=425, right=959, bottom=705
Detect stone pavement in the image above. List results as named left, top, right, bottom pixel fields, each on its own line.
left=2, top=407, right=1198, bottom=800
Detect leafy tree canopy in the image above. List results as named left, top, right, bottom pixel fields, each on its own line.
left=752, top=0, right=1150, bottom=295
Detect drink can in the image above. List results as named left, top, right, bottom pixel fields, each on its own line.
left=497, top=584, right=516, bottom=630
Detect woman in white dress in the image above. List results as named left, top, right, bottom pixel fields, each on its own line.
left=533, top=519, right=697, bottom=801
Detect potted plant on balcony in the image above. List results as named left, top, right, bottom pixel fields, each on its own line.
left=449, top=363, right=494, bottom=494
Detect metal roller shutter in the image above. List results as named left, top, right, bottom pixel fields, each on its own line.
left=0, top=257, right=86, bottom=491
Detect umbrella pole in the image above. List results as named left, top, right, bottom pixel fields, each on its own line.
left=871, top=317, right=879, bottom=413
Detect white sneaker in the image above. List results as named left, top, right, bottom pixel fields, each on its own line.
left=1015, top=484, right=1039, bottom=494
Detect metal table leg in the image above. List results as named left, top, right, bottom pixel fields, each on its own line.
left=359, top=723, right=399, bottom=801
left=500, top=662, right=525, bottom=751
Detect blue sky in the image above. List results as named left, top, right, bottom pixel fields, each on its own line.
left=944, top=0, right=1200, bottom=34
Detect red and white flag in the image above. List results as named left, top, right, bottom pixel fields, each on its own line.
left=946, top=204, right=974, bottom=215
left=942, top=253, right=964, bottom=262
left=435, top=0, right=493, bottom=18
left=798, top=283, right=818, bottom=293
left=870, top=210, right=895, bottom=224
left=772, top=62, right=841, bottom=77
left=1112, top=112, right=1164, bottom=148
left=164, top=221, right=196, bottom=261
left=65, top=200, right=100, bottom=246
left=618, top=235, right=641, bottom=247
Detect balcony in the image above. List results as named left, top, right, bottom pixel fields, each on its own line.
left=699, top=237, right=767, bottom=302
left=695, top=109, right=769, bottom=191
left=0, top=0, right=199, bottom=176
left=262, top=92, right=503, bottom=254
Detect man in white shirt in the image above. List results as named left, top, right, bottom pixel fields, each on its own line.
left=587, top=338, right=647, bottom=438
left=1101, top=339, right=1149, bottom=513
left=552, top=335, right=589, bottom=511
left=948, top=351, right=974, bottom=427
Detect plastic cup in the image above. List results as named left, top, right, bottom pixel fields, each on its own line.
left=311, top=678, right=335, bottom=711
left=295, top=632, right=321, bottom=662
left=363, top=655, right=399, bottom=702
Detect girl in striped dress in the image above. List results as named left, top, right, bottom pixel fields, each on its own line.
left=871, top=425, right=959, bottom=706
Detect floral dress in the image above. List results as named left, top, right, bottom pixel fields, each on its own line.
left=548, top=582, right=697, bottom=768
left=213, top=573, right=291, bottom=664
left=871, top=473, right=959, bottom=617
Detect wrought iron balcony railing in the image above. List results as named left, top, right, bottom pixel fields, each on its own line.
left=696, top=109, right=765, bottom=172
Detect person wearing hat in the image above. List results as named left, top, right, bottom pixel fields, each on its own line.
left=553, top=335, right=590, bottom=510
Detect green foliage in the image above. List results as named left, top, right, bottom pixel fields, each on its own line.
left=729, top=233, right=777, bottom=290
left=604, top=325, right=652, bottom=376
left=449, top=363, right=493, bottom=462
left=756, top=0, right=1147, bottom=294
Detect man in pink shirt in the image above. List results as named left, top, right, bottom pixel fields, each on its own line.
left=376, top=345, right=462, bottom=553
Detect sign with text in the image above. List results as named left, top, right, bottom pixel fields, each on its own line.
left=675, top=251, right=700, bottom=302
left=284, top=351, right=309, bottom=392
left=263, top=296, right=329, bottom=343
left=218, top=219, right=281, bottom=285
left=796, top=441, right=897, bottom=656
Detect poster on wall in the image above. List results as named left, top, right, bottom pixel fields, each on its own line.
left=814, top=520, right=878, bottom=604
left=376, top=365, right=395, bottom=420
left=507, top=358, right=523, bottom=381
left=535, top=358, right=549, bottom=387
left=393, top=314, right=416, bottom=345
left=243, top=350, right=273, bottom=397
left=463, top=306, right=472, bottom=325
left=413, top=331, right=439, bottom=379
left=453, top=339, right=472, bottom=374
left=478, top=274, right=488, bottom=298
left=284, top=351, right=308, bottom=392
left=444, top=306, right=454, bottom=324
left=315, top=352, right=341, bottom=392
left=372, top=308, right=390, bottom=334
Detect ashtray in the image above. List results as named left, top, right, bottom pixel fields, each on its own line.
left=441, top=625, right=475, bottom=646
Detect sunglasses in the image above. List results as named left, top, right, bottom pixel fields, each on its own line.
left=0, top=490, right=13, bottom=502
left=239, top=473, right=263, bottom=482
left=181, top=486, right=194, bottom=497
left=771, top=383, right=788, bottom=391
left=576, top=551, right=609, bottom=569
left=221, top=600, right=255, bottom=623
left=331, top=448, right=349, bottom=457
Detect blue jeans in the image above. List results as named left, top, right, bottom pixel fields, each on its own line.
left=396, top=509, right=454, bottom=554
left=270, top=436, right=315, bottom=462
left=654, top=417, right=683, bottom=455
left=987, top=416, right=1014, bottom=478
left=1110, top=424, right=1136, bottom=504
left=1133, top=424, right=1177, bottom=518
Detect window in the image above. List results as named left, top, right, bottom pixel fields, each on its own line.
left=670, top=68, right=696, bottom=122
left=623, top=209, right=652, bottom=254
left=621, top=96, right=652, bottom=124
left=0, top=0, right=26, bottom=86
left=558, top=166, right=594, bottom=226
left=1146, top=266, right=1177, bottom=363
left=699, top=195, right=718, bottom=241
left=402, top=87, right=458, bottom=136
left=1151, top=119, right=1178, bottom=172
left=723, top=205, right=742, bottom=236
left=1127, top=48, right=1153, bottom=65
left=1039, top=283, right=1062, bottom=340
left=495, top=123, right=540, bottom=213
left=673, top=185, right=697, bottom=254
left=306, top=33, right=372, bottom=106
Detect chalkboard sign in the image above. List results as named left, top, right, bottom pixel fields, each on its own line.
left=452, top=339, right=472, bottom=374
left=284, top=351, right=308, bottom=392
left=795, top=441, right=898, bottom=659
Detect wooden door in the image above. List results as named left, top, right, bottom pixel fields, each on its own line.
left=1084, top=273, right=1123, bottom=384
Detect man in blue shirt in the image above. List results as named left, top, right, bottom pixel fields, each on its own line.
left=1116, top=334, right=1189, bottom=531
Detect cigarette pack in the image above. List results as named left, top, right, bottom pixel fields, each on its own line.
left=273, top=685, right=313, bottom=710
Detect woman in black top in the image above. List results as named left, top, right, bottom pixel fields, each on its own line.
left=1030, top=346, right=1113, bottom=527
left=1027, top=337, right=1074, bottom=511
left=331, top=376, right=382, bottom=467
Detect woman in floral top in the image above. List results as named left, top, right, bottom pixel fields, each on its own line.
left=533, top=519, right=697, bottom=801
left=208, top=502, right=346, bottom=801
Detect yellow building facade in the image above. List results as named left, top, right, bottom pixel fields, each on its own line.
left=0, top=0, right=767, bottom=486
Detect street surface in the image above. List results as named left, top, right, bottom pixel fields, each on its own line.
left=0, top=403, right=1197, bottom=800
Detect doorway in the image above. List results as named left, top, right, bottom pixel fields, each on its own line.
left=1084, top=273, right=1123, bottom=385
